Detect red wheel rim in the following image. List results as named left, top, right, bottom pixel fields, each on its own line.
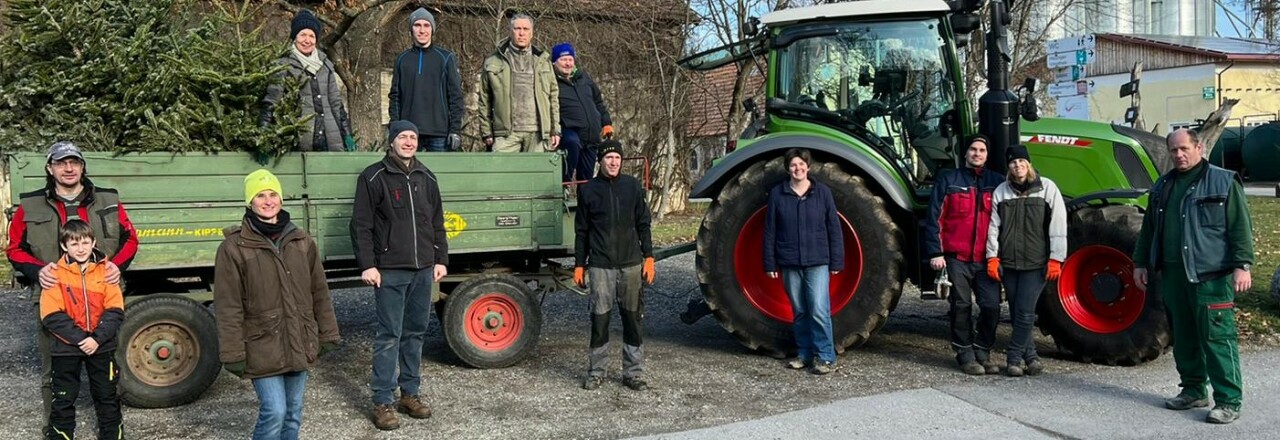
left=733, top=208, right=863, bottom=323
left=464, top=293, right=524, bottom=351
left=1058, top=245, right=1146, bottom=334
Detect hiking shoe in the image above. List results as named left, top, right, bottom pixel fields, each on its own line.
left=1206, top=406, right=1240, bottom=424
left=1004, top=362, right=1025, bottom=377
left=583, top=376, right=603, bottom=390
left=785, top=358, right=808, bottom=370
left=397, top=394, right=432, bottom=419
left=1165, top=394, right=1211, bottom=411
left=982, top=360, right=1000, bottom=375
left=372, top=404, right=400, bottom=430
left=622, top=377, right=649, bottom=391
left=810, top=361, right=835, bottom=375
left=960, top=361, right=985, bottom=376
left=1025, top=359, right=1044, bottom=376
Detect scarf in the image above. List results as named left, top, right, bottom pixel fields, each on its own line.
left=246, top=208, right=291, bottom=241
left=290, top=46, right=345, bottom=90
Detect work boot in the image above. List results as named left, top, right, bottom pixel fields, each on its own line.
left=1025, top=359, right=1044, bottom=376
left=960, top=361, right=985, bottom=376
left=582, top=376, right=603, bottom=390
left=982, top=360, right=1000, bottom=375
left=1165, top=393, right=1211, bottom=411
left=372, top=404, right=400, bottom=431
left=1004, top=362, right=1025, bottom=377
left=622, top=377, right=649, bottom=391
left=810, top=361, right=835, bottom=375
left=1206, top=406, right=1240, bottom=424
left=397, top=394, right=433, bottom=419
left=785, top=358, right=807, bottom=370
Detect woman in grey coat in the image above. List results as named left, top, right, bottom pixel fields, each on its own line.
left=261, top=9, right=354, bottom=152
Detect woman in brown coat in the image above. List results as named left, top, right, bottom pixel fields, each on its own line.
left=214, top=169, right=340, bottom=440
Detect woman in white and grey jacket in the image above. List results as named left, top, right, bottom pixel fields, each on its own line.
left=985, top=144, right=1066, bottom=377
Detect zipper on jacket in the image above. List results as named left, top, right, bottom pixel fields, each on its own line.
left=405, top=174, right=421, bottom=268
left=970, top=172, right=981, bottom=261
left=79, top=268, right=91, bottom=331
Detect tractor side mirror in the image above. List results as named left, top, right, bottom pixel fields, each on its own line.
left=1019, top=78, right=1040, bottom=121
left=741, top=17, right=761, bottom=38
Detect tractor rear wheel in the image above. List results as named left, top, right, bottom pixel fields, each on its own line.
left=1038, top=204, right=1170, bottom=365
left=696, top=155, right=902, bottom=355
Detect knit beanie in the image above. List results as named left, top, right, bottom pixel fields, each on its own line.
left=409, top=8, right=436, bottom=33
left=244, top=169, right=284, bottom=206
left=1006, top=144, right=1031, bottom=163
left=551, top=42, right=575, bottom=61
left=291, top=9, right=322, bottom=41
left=598, top=140, right=623, bottom=160
left=388, top=120, right=420, bottom=145
left=967, top=134, right=990, bottom=149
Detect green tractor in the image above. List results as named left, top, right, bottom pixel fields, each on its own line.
left=680, top=0, right=1173, bottom=365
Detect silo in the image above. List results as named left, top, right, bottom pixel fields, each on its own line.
left=1210, top=126, right=1251, bottom=174
left=1241, top=122, right=1280, bottom=181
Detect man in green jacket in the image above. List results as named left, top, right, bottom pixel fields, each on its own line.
left=478, top=13, right=560, bottom=153
left=1133, top=128, right=1254, bottom=425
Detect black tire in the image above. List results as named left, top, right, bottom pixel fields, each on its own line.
left=1039, top=205, right=1170, bottom=365
left=117, top=294, right=221, bottom=408
left=696, top=155, right=902, bottom=355
left=442, top=274, right=542, bottom=368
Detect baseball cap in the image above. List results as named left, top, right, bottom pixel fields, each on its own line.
left=46, top=141, right=85, bottom=162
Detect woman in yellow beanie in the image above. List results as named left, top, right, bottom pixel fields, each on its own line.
left=213, top=169, right=341, bottom=439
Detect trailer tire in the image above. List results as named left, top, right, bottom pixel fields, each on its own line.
left=1039, top=204, right=1170, bottom=365
left=442, top=274, right=542, bottom=369
left=117, top=295, right=221, bottom=408
left=696, top=155, right=902, bottom=355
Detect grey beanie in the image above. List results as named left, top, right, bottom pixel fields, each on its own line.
left=409, top=8, right=436, bottom=34
left=388, top=120, right=419, bottom=145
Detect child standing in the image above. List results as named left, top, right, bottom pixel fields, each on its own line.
left=40, top=219, right=125, bottom=439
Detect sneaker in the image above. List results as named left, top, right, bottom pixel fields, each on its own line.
left=582, top=376, right=603, bottom=390
left=397, top=394, right=433, bottom=419
left=1025, top=359, right=1044, bottom=376
left=785, top=358, right=807, bottom=370
left=1206, top=406, right=1240, bottom=424
left=1164, top=393, right=1211, bottom=411
left=622, top=377, right=649, bottom=391
left=1004, top=362, right=1025, bottom=377
left=372, top=404, right=400, bottom=431
left=982, top=360, right=1000, bottom=375
left=810, top=361, right=835, bottom=375
left=960, top=361, right=985, bottom=376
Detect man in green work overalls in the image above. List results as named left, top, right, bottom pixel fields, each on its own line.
left=1134, top=128, right=1254, bottom=424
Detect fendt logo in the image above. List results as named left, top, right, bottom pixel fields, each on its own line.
left=1022, top=135, right=1093, bottom=148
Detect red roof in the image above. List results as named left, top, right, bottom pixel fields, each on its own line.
left=686, top=62, right=767, bottom=138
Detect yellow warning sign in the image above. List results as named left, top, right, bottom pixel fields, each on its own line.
left=444, top=211, right=466, bottom=239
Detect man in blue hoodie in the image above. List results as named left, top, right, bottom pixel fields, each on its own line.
left=388, top=8, right=464, bottom=152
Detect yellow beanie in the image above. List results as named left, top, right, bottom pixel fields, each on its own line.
left=244, top=169, right=283, bottom=205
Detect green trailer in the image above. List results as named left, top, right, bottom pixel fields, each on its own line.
left=5, top=151, right=586, bottom=408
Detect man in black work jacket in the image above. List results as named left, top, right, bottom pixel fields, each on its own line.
left=573, top=140, right=655, bottom=392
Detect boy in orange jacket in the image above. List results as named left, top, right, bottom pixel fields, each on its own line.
left=40, top=219, right=125, bottom=440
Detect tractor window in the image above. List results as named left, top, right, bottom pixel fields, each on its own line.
left=775, top=19, right=956, bottom=180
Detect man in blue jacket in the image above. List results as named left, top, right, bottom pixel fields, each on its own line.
left=388, top=8, right=464, bottom=152
left=552, top=42, right=613, bottom=182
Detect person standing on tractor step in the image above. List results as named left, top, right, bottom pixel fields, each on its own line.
left=260, top=9, right=356, bottom=152
left=985, top=144, right=1066, bottom=378
left=764, top=148, right=844, bottom=375
left=1133, top=128, right=1254, bottom=425
left=214, top=169, right=341, bottom=440
left=6, top=141, right=138, bottom=433
left=350, top=120, right=449, bottom=430
left=388, top=8, right=464, bottom=152
left=40, top=220, right=125, bottom=440
left=924, top=135, right=1005, bottom=376
left=478, top=13, right=561, bottom=153
left=551, top=41, right=613, bottom=182
left=574, top=140, right=655, bottom=391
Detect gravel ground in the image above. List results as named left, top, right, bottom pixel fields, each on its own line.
left=0, top=253, right=1210, bottom=439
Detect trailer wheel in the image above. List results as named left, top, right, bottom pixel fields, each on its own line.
left=1039, top=205, right=1170, bottom=365
left=696, top=155, right=902, bottom=355
left=117, top=295, right=221, bottom=408
left=442, top=274, right=542, bottom=368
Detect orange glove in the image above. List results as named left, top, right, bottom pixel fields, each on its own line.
left=1046, top=259, right=1062, bottom=281
left=642, top=257, right=656, bottom=284
left=986, top=258, right=1001, bottom=282
left=601, top=125, right=614, bottom=139
left=574, top=267, right=586, bottom=287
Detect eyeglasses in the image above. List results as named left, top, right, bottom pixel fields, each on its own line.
left=49, top=160, right=84, bottom=169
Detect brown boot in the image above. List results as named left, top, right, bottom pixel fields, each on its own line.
left=372, top=404, right=400, bottom=430
left=398, top=394, right=433, bottom=419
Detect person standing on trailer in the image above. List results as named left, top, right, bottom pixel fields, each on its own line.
left=259, top=9, right=355, bottom=152
left=478, top=13, right=560, bottom=153
left=388, top=8, right=464, bottom=152
left=551, top=41, right=613, bottom=182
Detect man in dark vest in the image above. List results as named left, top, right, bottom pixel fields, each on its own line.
left=1134, top=128, right=1254, bottom=424
left=6, top=141, right=139, bottom=430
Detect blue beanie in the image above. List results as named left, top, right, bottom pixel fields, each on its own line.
left=388, top=120, right=419, bottom=145
left=291, top=9, right=321, bottom=41
left=551, top=42, right=575, bottom=61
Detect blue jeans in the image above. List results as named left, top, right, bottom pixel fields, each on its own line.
left=782, top=265, right=836, bottom=363
left=251, top=370, right=308, bottom=440
left=371, top=268, right=433, bottom=405
left=560, top=129, right=596, bottom=182
left=418, top=135, right=449, bottom=152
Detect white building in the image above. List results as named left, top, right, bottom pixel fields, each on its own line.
left=1042, top=0, right=1215, bottom=40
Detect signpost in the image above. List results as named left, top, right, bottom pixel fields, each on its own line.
left=1045, top=34, right=1097, bottom=119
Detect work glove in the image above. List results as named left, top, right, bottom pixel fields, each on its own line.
left=642, top=257, right=656, bottom=285
left=1046, top=259, right=1063, bottom=281
left=574, top=267, right=586, bottom=288
left=986, top=258, right=1001, bottom=283
left=601, top=125, right=614, bottom=139
left=343, top=134, right=357, bottom=152
left=448, top=133, right=462, bottom=151
left=319, top=341, right=339, bottom=357
left=223, top=361, right=246, bottom=379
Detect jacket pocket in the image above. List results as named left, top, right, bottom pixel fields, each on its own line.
left=22, top=210, right=57, bottom=259
left=1194, top=195, right=1228, bottom=231
left=244, top=314, right=284, bottom=374
left=96, top=205, right=121, bottom=239
left=1206, top=302, right=1238, bottom=341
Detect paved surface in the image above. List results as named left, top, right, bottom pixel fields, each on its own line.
left=1244, top=182, right=1276, bottom=197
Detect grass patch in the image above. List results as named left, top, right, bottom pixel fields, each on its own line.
left=1237, top=196, right=1280, bottom=343
left=652, top=201, right=709, bottom=247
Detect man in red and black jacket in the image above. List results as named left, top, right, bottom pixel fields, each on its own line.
left=922, top=135, right=1004, bottom=376
left=5, top=141, right=138, bottom=431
